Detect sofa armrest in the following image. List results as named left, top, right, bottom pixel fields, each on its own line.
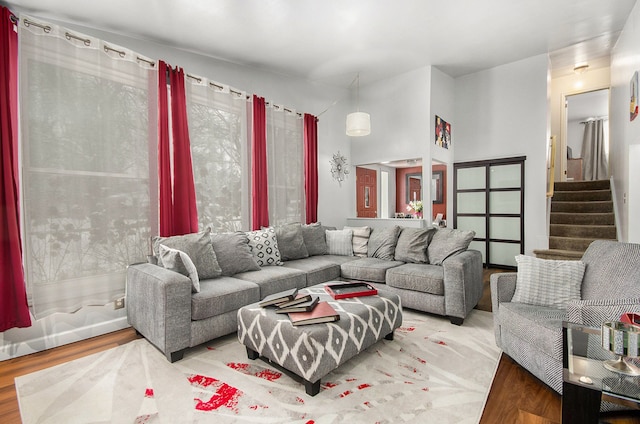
left=442, top=249, right=483, bottom=323
left=126, top=263, right=192, bottom=362
left=490, top=272, right=517, bottom=313
left=566, top=298, right=640, bottom=327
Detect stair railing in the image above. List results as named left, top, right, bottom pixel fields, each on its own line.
left=610, top=176, right=622, bottom=241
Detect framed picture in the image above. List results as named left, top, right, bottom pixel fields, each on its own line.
left=435, top=115, right=451, bottom=149
left=432, top=170, right=443, bottom=204
left=631, top=71, right=639, bottom=122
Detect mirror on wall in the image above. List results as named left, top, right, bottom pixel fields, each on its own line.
left=354, top=158, right=448, bottom=221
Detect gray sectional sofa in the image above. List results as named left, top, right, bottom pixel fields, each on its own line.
left=126, top=223, right=483, bottom=362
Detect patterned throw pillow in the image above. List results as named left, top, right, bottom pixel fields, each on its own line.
left=246, top=227, right=283, bottom=266
left=344, top=226, right=371, bottom=257
left=152, top=229, right=222, bottom=279
left=512, top=255, right=585, bottom=308
left=325, top=229, right=354, bottom=256
left=426, top=228, right=475, bottom=265
left=158, top=244, right=200, bottom=293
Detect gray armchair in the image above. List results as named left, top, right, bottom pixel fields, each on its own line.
left=491, top=240, right=640, bottom=396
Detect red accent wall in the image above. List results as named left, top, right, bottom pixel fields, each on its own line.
left=395, top=166, right=422, bottom=214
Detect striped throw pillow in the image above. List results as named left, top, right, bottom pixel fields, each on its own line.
left=512, top=255, right=585, bottom=308
left=344, top=226, right=371, bottom=257
left=326, top=229, right=354, bottom=256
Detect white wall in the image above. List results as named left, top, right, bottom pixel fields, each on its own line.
left=454, top=54, right=550, bottom=254
left=611, top=0, right=640, bottom=242
left=348, top=66, right=431, bottom=218
left=430, top=67, right=456, bottom=223
left=1, top=13, right=353, bottom=359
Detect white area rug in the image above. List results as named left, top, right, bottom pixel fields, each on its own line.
left=15, top=309, right=499, bottom=424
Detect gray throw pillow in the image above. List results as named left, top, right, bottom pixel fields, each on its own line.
left=344, top=226, right=371, bottom=257
left=326, top=229, right=354, bottom=256
left=301, top=222, right=328, bottom=256
left=512, top=255, right=585, bottom=308
left=246, top=227, right=283, bottom=266
left=275, top=223, right=309, bottom=261
left=158, top=244, right=200, bottom=292
left=152, top=229, right=222, bottom=280
left=367, top=226, right=401, bottom=260
left=210, top=232, right=260, bottom=276
left=395, top=227, right=435, bottom=263
left=426, top=228, right=475, bottom=265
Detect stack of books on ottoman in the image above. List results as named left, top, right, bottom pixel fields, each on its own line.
left=259, top=288, right=339, bottom=326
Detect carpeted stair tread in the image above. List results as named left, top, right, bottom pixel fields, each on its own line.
left=550, top=201, right=613, bottom=213
left=550, top=212, right=615, bottom=225
left=550, top=224, right=617, bottom=239
left=549, top=236, right=599, bottom=252
left=554, top=180, right=610, bottom=191
left=552, top=189, right=612, bottom=202
left=533, top=249, right=584, bottom=260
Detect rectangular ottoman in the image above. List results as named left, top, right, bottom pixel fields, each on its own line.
left=237, top=282, right=403, bottom=395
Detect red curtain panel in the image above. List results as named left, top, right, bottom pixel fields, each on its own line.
left=304, top=113, right=318, bottom=224
left=0, top=7, right=31, bottom=331
left=157, top=61, right=174, bottom=237
left=251, top=95, right=269, bottom=230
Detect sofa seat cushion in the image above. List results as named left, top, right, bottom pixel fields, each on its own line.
left=192, top=277, right=260, bottom=321
left=386, top=263, right=444, bottom=295
left=234, top=266, right=306, bottom=299
left=322, top=255, right=362, bottom=265
left=340, top=257, right=404, bottom=283
left=499, top=302, right=566, bottom=361
left=283, top=257, right=341, bottom=286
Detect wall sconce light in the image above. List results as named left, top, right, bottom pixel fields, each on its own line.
left=573, top=63, right=589, bottom=74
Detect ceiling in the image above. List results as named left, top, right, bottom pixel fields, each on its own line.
left=2, top=0, right=637, bottom=87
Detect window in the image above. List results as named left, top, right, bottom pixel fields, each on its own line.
left=19, top=19, right=157, bottom=318
left=186, top=79, right=250, bottom=232
left=266, top=105, right=305, bottom=226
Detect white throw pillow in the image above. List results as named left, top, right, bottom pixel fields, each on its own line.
left=326, top=229, right=354, bottom=256
left=344, top=226, right=371, bottom=257
left=246, top=227, right=283, bottom=266
left=512, top=255, right=585, bottom=308
left=158, top=244, right=200, bottom=293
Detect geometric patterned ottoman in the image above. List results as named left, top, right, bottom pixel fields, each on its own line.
left=237, top=282, right=403, bottom=396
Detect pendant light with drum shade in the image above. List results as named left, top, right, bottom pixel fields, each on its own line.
left=346, top=73, right=370, bottom=136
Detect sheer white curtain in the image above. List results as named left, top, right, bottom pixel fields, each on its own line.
left=266, top=105, right=305, bottom=226
left=581, top=119, right=609, bottom=180
left=185, top=76, right=251, bottom=232
left=19, top=16, right=157, bottom=318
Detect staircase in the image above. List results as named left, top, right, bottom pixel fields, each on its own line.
left=533, top=180, right=617, bottom=260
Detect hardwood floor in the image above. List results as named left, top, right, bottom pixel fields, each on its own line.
left=1, top=269, right=639, bottom=423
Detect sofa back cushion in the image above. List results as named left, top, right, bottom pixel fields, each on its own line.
left=210, top=231, right=260, bottom=276
left=580, top=240, right=640, bottom=300
left=367, top=226, right=401, bottom=260
left=326, top=229, right=354, bottom=256
left=394, top=227, right=435, bottom=263
left=153, top=229, right=222, bottom=280
left=275, top=223, right=309, bottom=261
left=158, top=244, right=200, bottom=292
left=426, top=228, right=475, bottom=265
left=301, top=222, right=329, bottom=256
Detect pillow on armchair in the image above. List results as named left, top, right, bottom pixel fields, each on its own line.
left=512, top=255, right=585, bottom=309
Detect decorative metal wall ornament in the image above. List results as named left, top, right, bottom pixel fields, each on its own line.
left=330, top=151, right=350, bottom=186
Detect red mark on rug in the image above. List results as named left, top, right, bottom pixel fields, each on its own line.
left=416, top=357, right=427, bottom=364
left=404, top=381, right=414, bottom=384
left=134, top=414, right=155, bottom=423
left=188, top=374, right=218, bottom=389
left=363, top=401, right=372, bottom=408
left=195, top=382, right=242, bottom=412
left=206, top=346, right=216, bottom=350
left=226, top=362, right=282, bottom=381
left=249, top=404, right=268, bottom=410
left=296, top=396, right=305, bottom=404
left=339, top=390, right=352, bottom=397
left=305, top=421, right=315, bottom=424
left=435, top=340, right=447, bottom=346
left=322, top=381, right=338, bottom=389
left=422, top=387, right=430, bottom=391
left=144, top=388, right=154, bottom=398
left=398, top=326, right=415, bottom=332
left=346, top=378, right=357, bottom=382
left=357, top=383, right=371, bottom=390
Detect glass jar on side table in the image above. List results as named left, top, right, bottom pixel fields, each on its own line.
left=562, top=321, right=640, bottom=424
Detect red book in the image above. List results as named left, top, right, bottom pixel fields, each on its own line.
left=288, top=301, right=340, bottom=326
